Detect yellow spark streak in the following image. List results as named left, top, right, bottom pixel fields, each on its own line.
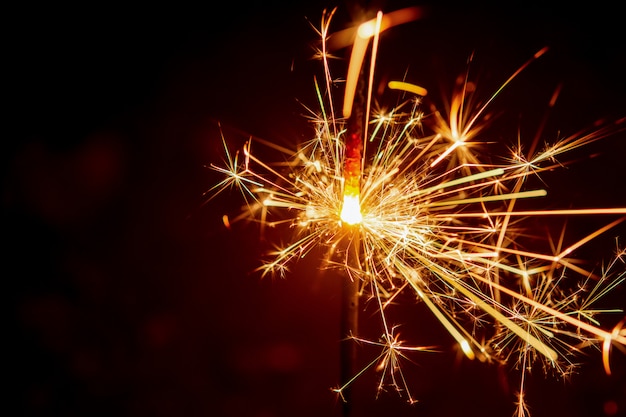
left=443, top=272, right=559, bottom=361
left=413, top=286, right=476, bottom=360
left=435, top=208, right=626, bottom=218
left=364, top=12, right=383, bottom=148
left=425, top=189, right=548, bottom=208
left=388, top=81, right=428, bottom=97
left=406, top=252, right=558, bottom=361
left=554, top=217, right=626, bottom=261
left=343, top=7, right=424, bottom=119
left=448, top=239, right=580, bottom=276
left=343, top=18, right=376, bottom=119
left=469, top=46, right=550, bottom=137
left=604, top=319, right=625, bottom=375
left=430, top=140, right=464, bottom=168
left=416, top=168, right=504, bottom=196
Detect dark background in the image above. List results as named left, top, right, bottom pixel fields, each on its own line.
left=4, top=1, right=626, bottom=416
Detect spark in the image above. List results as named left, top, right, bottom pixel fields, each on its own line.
left=208, top=6, right=626, bottom=414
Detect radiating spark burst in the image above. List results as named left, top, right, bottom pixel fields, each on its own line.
left=208, top=6, right=626, bottom=415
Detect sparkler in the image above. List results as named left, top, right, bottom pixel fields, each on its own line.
left=207, top=5, right=626, bottom=416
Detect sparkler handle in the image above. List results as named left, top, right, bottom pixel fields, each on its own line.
left=340, top=259, right=359, bottom=416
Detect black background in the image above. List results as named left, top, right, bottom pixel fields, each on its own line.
left=4, top=1, right=626, bottom=416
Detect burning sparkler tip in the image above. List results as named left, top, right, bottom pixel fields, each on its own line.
left=340, top=193, right=363, bottom=225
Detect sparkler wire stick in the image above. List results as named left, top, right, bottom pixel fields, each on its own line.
left=339, top=235, right=360, bottom=416
left=339, top=9, right=416, bottom=413
left=338, top=11, right=372, bottom=416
